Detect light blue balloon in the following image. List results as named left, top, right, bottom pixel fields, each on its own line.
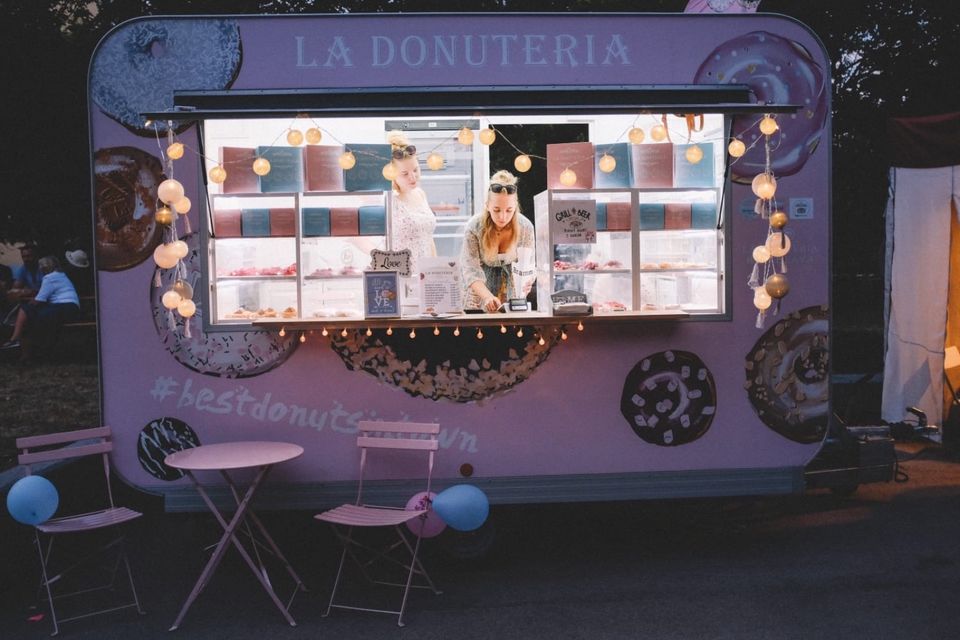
left=6, top=475, right=59, bottom=526
left=432, top=484, right=489, bottom=532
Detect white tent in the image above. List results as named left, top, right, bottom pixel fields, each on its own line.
left=882, top=112, right=960, bottom=425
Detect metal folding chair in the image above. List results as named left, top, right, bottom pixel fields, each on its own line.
left=315, top=421, right=442, bottom=626
left=16, top=426, right=144, bottom=635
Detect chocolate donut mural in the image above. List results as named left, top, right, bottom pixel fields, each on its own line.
left=330, top=328, right=559, bottom=402
left=90, top=19, right=242, bottom=134
left=94, top=146, right=166, bottom=271
left=620, top=350, right=717, bottom=446
left=150, top=233, right=300, bottom=378
left=744, top=304, right=829, bottom=444
left=693, top=31, right=828, bottom=181
left=137, top=416, right=201, bottom=481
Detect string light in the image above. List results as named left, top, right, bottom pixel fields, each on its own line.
left=167, top=142, right=184, bottom=160
left=598, top=154, right=617, bottom=173
left=457, top=127, right=474, bottom=145
left=161, top=290, right=182, bottom=310
left=286, top=129, right=304, bottom=146
left=341, top=327, right=348, bottom=337
left=728, top=138, right=746, bottom=158
left=338, top=151, right=356, bottom=170
left=577, top=321, right=584, bottom=331
left=279, top=327, right=286, bottom=337
left=500, top=324, right=507, bottom=334
left=759, top=115, right=779, bottom=136
left=173, top=196, right=191, bottom=214
left=158, top=178, right=185, bottom=204
left=514, top=154, right=532, bottom=173
left=453, top=326, right=460, bottom=336
left=155, top=206, right=174, bottom=226
left=479, top=128, right=496, bottom=145
left=561, top=328, right=568, bottom=340
left=386, top=326, right=393, bottom=336
left=751, top=172, right=777, bottom=200
left=321, top=327, right=329, bottom=336
left=365, top=327, right=372, bottom=336
left=252, top=157, right=271, bottom=176
left=538, top=335, right=546, bottom=346
left=426, top=153, right=444, bottom=170
left=685, top=145, right=704, bottom=164
left=209, top=165, right=227, bottom=183
left=517, top=327, right=524, bottom=338
left=559, top=169, right=577, bottom=187
left=433, top=326, right=440, bottom=336
left=476, top=327, right=483, bottom=339
left=628, top=127, right=645, bottom=144
left=382, top=163, right=397, bottom=181
left=299, top=332, right=306, bottom=343
left=177, top=299, right=196, bottom=318
left=650, top=123, right=668, bottom=142
left=305, top=128, right=323, bottom=144
left=409, top=327, right=416, bottom=339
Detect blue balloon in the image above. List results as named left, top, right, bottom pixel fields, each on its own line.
left=6, top=475, right=59, bottom=526
left=431, top=484, right=489, bottom=532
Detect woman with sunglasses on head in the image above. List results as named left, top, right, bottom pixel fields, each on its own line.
left=460, top=170, right=536, bottom=313
left=387, top=131, right=436, bottom=287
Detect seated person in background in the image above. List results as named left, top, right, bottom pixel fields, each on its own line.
left=460, top=170, right=536, bottom=313
left=1, top=255, right=80, bottom=357
left=9, top=243, right=43, bottom=301
left=0, top=264, right=14, bottom=337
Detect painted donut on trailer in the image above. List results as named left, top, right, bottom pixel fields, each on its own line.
left=137, top=416, right=201, bottom=481
left=620, top=350, right=717, bottom=446
left=693, top=31, right=828, bottom=182
left=744, top=304, right=829, bottom=444
left=150, top=233, right=299, bottom=378
left=330, top=328, right=559, bottom=403
left=94, top=146, right=166, bottom=271
left=90, top=19, right=241, bottom=133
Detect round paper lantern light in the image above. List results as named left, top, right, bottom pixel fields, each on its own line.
left=173, top=196, right=192, bottom=214
left=426, top=152, right=444, bottom=171
left=479, top=128, right=496, bottom=145
left=382, top=162, right=397, bottom=181
left=650, top=123, right=668, bottom=142
left=628, top=127, right=645, bottom=144
left=728, top=138, right=746, bottom=158
left=158, top=178, right=185, bottom=205
left=167, top=142, right=185, bottom=160
left=173, top=279, right=194, bottom=300
left=305, top=127, right=323, bottom=144
left=559, top=169, right=577, bottom=187
left=170, top=240, right=189, bottom=259
left=685, top=145, right=704, bottom=164
left=252, top=157, right=271, bottom=176
left=769, top=211, right=789, bottom=230
left=751, top=172, right=777, bottom=200
left=338, top=151, right=356, bottom=170
left=162, top=290, right=182, bottom=310
left=759, top=115, right=779, bottom=136
left=209, top=165, right=227, bottom=184
left=457, top=127, right=474, bottom=145
left=514, top=154, right=532, bottom=173
left=753, top=286, right=773, bottom=310
left=177, top=299, right=197, bottom=318
left=752, top=245, right=771, bottom=263
left=153, top=243, right=179, bottom=269
left=286, top=129, right=304, bottom=146
left=765, top=232, right=792, bottom=257
left=764, top=273, right=790, bottom=299
left=598, top=154, right=617, bottom=173
left=155, top=206, right=174, bottom=226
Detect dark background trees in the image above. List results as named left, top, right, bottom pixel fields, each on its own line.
left=3, top=0, right=959, bottom=374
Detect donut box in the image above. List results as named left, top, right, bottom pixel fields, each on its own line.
left=269, top=208, right=296, bottom=237
left=219, top=146, right=259, bottom=194
left=343, top=143, right=391, bottom=192
left=257, top=146, right=304, bottom=193
left=674, top=143, right=715, bottom=188
left=663, top=203, right=692, bottom=230
left=212, top=208, right=242, bottom=238
left=594, top=143, right=632, bottom=189
left=630, top=143, right=674, bottom=188
left=547, top=142, right=595, bottom=189
left=304, top=144, right=346, bottom=192
left=330, top=208, right=359, bottom=236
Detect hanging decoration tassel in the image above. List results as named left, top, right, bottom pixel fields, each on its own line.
left=748, top=262, right=761, bottom=288
left=756, top=309, right=766, bottom=329
left=781, top=256, right=787, bottom=273
left=154, top=269, right=162, bottom=288
left=183, top=213, right=192, bottom=235
left=183, top=317, right=192, bottom=339
left=167, top=309, right=176, bottom=331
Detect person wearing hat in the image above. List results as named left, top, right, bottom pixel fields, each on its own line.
left=63, top=248, right=93, bottom=298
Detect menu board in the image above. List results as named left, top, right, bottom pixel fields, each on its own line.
left=550, top=199, right=597, bottom=244
left=419, top=258, right=462, bottom=315
left=363, top=271, right=400, bottom=318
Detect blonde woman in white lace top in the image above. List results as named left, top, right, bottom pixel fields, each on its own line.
left=387, top=131, right=436, bottom=278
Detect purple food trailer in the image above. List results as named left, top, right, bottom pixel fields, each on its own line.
left=87, top=12, right=832, bottom=512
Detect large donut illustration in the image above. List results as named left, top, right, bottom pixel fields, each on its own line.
left=330, top=328, right=559, bottom=402
left=693, top=31, right=828, bottom=181
left=94, top=146, right=166, bottom=271
left=137, top=417, right=201, bottom=481
left=150, top=233, right=299, bottom=378
left=620, top=350, right=717, bottom=446
left=90, top=19, right=242, bottom=133
left=744, top=304, right=829, bottom=444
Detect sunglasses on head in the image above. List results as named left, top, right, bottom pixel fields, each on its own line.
left=391, top=145, right=417, bottom=159
left=489, top=183, right=517, bottom=194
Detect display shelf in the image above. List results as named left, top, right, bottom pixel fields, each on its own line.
left=216, top=275, right=297, bottom=281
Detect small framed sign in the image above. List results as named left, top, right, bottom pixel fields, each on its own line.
left=363, top=270, right=401, bottom=318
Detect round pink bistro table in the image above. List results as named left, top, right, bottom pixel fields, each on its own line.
left=165, top=441, right=306, bottom=631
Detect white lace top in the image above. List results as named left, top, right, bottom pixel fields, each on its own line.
left=391, top=188, right=436, bottom=275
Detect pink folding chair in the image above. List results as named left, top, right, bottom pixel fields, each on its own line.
left=315, top=421, right=442, bottom=626
left=16, top=426, right=144, bottom=636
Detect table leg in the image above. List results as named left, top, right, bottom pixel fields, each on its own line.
left=169, top=466, right=296, bottom=630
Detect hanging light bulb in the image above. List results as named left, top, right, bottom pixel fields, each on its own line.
left=322, top=327, right=329, bottom=336
left=305, top=127, right=323, bottom=144
left=685, top=145, right=704, bottom=164
left=209, top=165, right=227, bottom=184
left=759, top=115, right=779, bottom=136
left=728, top=138, right=746, bottom=158
left=161, top=290, right=182, bottom=310
left=433, top=326, right=440, bottom=336
left=477, top=327, right=484, bottom=339
left=479, top=128, right=496, bottom=145
left=167, top=142, right=185, bottom=160
left=516, top=327, right=524, bottom=338
left=408, top=326, right=416, bottom=339
left=153, top=244, right=179, bottom=269
left=426, top=152, right=444, bottom=170
left=158, top=179, right=185, bottom=205
left=577, top=321, right=584, bottom=331
left=365, top=327, right=372, bottom=337
left=279, top=327, right=286, bottom=337
left=286, top=129, right=304, bottom=146
left=338, top=151, right=356, bottom=170
left=598, top=154, right=617, bottom=173
left=753, top=286, right=773, bottom=310
left=340, top=327, right=348, bottom=337
left=457, top=127, right=474, bottom=145
left=765, top=232, right=792, bottom=257
left=764, top=273, right=790, bottom=299
left=769, top=211, right=789, bottom=230
left=177, top=299, right=197, bottom=318
left=453, top=326, right=460, bottom=336
left=173, top=196, right=191, bottom=215
left=300, top=333, right=307, bottom=343
left=559, top=169, right=577, bottom=187
left=382, top=162, right=398, bottom=181
left=155, top=206, right=174, bottom=226
left=252, top=157, right=271, bottom=176
left=561, top=328, right=568, bottom=340
left=386, top=326, right=393, bottom=336
left=752, top=245, right=771, bottom=264
left=500, top=324, right=507, bottom=334
left=538, top=335, right=546, bottom=346
left=514, top=154, right=532, bottom=173
left=650, top=123, right=668, bottom=142
left=628, top=127, right=646, bottom=144
left=172, top=279, right=193, bottom=300
left=751, top=172, right=777, bottom=200
left=170, top=240, right=189, bottom=259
